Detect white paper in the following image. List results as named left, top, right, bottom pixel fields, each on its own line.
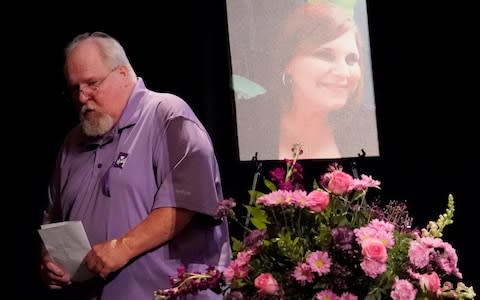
left=38, top=221, right=95, bottom=282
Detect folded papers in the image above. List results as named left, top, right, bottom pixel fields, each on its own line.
left=38, top=221, right=95, bottom=282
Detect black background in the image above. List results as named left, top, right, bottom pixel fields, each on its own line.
left=12, top=1, right=478, bottom=299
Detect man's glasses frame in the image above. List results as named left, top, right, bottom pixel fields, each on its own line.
left=63, top=66, right=118, bottom=102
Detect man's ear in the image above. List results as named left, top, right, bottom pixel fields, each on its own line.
left=117, top=64, right=129, bottom=78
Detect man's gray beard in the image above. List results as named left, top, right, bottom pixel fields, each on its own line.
left=80, top=110, right=114, bottom=137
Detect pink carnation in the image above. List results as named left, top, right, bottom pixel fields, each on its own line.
left=257, top=190, right=289, bottom=206
left=390, top=278, right=417, bottom=300
left=223, top=250, right=253, bottom=282
left=354, top=219, right=394, bottom=249
left=408, top=239, right=431, bottom=268
left=351, top=174, right=381, bottom=190
left=360, top=257, right=387, bottom=278
left=291, top=190, right=309, bottom=208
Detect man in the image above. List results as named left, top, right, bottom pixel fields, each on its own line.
left=40, top=32, right=231, bottom=299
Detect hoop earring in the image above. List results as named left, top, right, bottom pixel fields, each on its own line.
left=282, top=72, right=292, bottom=87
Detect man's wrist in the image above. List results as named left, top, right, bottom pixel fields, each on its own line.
left=117, top=236, right=136, bottom=260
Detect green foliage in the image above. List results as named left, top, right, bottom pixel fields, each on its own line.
left=388, top=232, right=413, bottom=278
left=244, top=204, right=270, bottom=230
left=422, top=194, right=455, bottom=238
left=231, top=237, right=244, bottom=253
left=263, top=178, right=277, bottom=192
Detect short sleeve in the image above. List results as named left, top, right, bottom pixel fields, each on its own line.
left=152, top=116, right=222, bottom=216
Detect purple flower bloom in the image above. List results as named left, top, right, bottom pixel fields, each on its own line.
left=269, top=167, right=285, bottom=184
left=331, top=226, right=355, bottom=251
left=243, top=229, right=266, bottom=250
left=215, top=198, right=236, bottom=219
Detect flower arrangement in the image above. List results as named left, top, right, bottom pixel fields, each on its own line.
left=154, top=145, right=476, bottom=300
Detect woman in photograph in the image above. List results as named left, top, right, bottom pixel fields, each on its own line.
left=235, top=1, right=378, bottom=160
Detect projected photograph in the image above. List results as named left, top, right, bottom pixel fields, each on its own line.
left=226, top=0, right=379, bottom=161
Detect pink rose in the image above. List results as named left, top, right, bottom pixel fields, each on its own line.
left=327, top=170, right=353, bottom=195
left=306, top=190, right=330, bottom=212
left=362, top=238, right=387, bottom=263
left=254, top=273, right=279, bottom=295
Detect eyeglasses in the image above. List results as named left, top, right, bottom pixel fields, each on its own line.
left=63, top=67, right=118, bottom=102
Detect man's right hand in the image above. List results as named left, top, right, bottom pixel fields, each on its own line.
left=40, top=253, right=72, bottom=289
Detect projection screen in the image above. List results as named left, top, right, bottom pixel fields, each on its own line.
left=226, top=0, right=379, bottom=161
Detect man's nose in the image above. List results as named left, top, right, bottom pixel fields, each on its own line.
left=77, top=89, right=91, bottom=104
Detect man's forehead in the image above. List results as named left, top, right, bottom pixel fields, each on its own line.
left=66, top=48, right=106, bottom=81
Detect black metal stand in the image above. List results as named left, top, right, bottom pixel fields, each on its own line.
left=245, top=152, right=262, bottom=226
left=350, top=148, right=366, bottom=179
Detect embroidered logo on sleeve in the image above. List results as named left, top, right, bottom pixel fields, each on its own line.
left=113, top=152, right=129, bottom=168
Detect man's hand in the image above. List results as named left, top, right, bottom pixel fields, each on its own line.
left=40, top=253, right=72, bottom=289
left=84, top=207, right=194, bottom=279
left=83, top=239, right=132, bottom=279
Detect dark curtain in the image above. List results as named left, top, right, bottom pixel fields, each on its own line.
left=13, top=2, right=478, bottom=299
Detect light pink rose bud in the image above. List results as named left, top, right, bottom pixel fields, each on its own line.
left=254, top=273, right=279, bottom=295
left=419, top=272, right=441, bottom=294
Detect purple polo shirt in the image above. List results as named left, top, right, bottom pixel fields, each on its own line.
left=45, top=78, right=231, bottom=299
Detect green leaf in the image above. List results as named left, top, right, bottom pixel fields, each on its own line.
left=247, top=190, right=263, bottom=202
left=231, top=237, right=244, bottom=253
left=264, top=178, right=277, bottom=192
left=312, top=179, right=320, bottom=190
left=245, top=205, right=270, bottom=229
